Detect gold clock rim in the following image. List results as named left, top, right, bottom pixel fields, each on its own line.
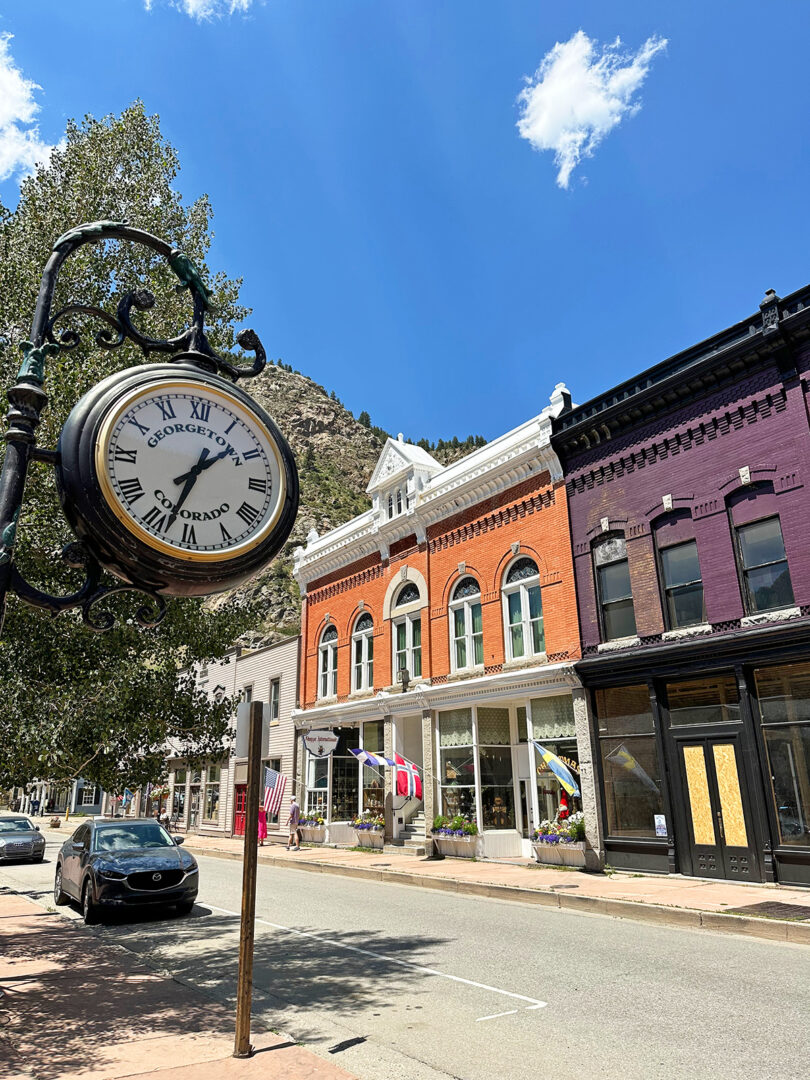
left=94, top=378, right=287, bottom=564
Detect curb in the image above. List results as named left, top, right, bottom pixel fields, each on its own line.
left=183, top=840, right=810, bottom=946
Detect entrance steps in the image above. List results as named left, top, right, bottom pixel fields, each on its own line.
left=385, top=810, right=428, bottom=857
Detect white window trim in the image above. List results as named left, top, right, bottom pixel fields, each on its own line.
left=268, top=677, right=281, bottom=723
left=448, top=587, right=484, bottom=673
left=318, top=633, right=338, bottom=699
left=501, top=570, right=544, bottom=662
left=392, top=613, right=422, bottom=679
left=351, top=619, right=374, bottom=692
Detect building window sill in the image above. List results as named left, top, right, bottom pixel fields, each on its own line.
left=740, top=606, right=802, bottom=627
left=503, top=654, right=547, bottom=671
left=446, top=666, right=486, bottom=683
left=661, top=623, right=712, bottom=641
left=348, top=689, right=376, bottom=700
left=316, top=695, right=338, bottom=706
left=597, top=636, right=640, bottom=653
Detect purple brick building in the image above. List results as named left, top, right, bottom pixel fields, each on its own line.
left=552, top=286, right=810, bottom=886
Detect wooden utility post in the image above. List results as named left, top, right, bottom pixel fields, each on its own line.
left=233, top=698, right=264, bottom=1057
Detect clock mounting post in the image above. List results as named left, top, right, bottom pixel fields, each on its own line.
left=0, top=220, right=298, bottom=636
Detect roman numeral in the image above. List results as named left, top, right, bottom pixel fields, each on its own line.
left=243, top=448, right=261, bottom=461
left=155, top=398, right=176, bottom=421
left=220, top=522, right=232, bottom=542
left=224, top=418, right=237, bottom=435
left=127, top=415, right=150, bottom=436
left=181, top=523, right=197, bottom=545
left=248, top=476, right=267, bottom=493
left=236, top=501, right=259, bottom=527
left=118, top=477, right=145, bottom=505
left=143, top=506, right=168, bottom=533
left=190, top=399, right=211, bottom=422
left=114, top=447, right=138, bottom=464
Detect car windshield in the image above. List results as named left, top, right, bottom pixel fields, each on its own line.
left=92, top=823, right=175, bottom=852
left=0, top=819, right=34, bottom=833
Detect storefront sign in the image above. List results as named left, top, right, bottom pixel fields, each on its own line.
left=303, top=730, right=339, bottom=758
left=655, top=814, right=668, bottom=838
left=537, top=755, right=579, bottom=776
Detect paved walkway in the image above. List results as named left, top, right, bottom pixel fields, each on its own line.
left=0, top=889, right=356, bottom=1080
left=176, top=828, right=810, bottom=945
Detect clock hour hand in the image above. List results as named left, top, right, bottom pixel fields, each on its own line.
left=172, top=444, right=233, bottom=486
left=166, top=447, right=210, bottom=532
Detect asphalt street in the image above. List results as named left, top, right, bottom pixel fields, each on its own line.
left=2, top=831, right=809, bottom=1080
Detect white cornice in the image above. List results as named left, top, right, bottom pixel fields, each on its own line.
left=293, top=395, right=567, bottom=589
left=291, top=662, right=581, bottom=728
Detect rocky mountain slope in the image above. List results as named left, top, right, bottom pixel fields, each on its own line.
left=212, top=361, right=483, bottom=639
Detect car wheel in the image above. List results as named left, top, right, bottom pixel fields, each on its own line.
left=175, top=900, right=195, bottom=915
left=82, top=881, right=99, bottom=925
left=33, top=854, right=44, bottom=863
left=53, top=865, right=68, bottom=906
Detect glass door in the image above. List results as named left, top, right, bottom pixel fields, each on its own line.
left=678, top=736, right=759, bottom=880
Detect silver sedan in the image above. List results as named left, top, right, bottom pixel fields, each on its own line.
left=0, top=815, right=47, bottom=863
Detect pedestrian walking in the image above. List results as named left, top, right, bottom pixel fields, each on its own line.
left=258, top=807, right=267, bottom=846
left=286, top=796, right=301, bottom=851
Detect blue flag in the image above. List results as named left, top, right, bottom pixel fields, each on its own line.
left=532, top=742, right=580, bottom=798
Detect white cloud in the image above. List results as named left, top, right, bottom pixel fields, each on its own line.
left=147, top=0, right=255, bottom=19
left=516, top=30, right=667, bottom=189
left=0, top=33, right=54, bottom=183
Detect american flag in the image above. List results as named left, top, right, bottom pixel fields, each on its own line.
left=263, top=767, right=287, bottom=816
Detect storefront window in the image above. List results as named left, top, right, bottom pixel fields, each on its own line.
left=362, top=720, right=385, bottom=813
left=531, top=696, right=576, bottom=740
left=439, top=708, right=475, bottom=818
left=536, top=742, right=580, bottom=823
left=306, top=756, right=328, bottom=816
left=188, top=768, right=202, bottom=828
left=331, top=727, right=360, bottom=820
left=172, top=770, right=187, bottom=820
left=667, top=675, right=740, bottom=725
left=755, top=662, right=810, bottom=847
left=595, top=685, right=664, bottom=838
left=204, top=764, right=221, bottom=823
left=479, top=745, right=514, bottom=829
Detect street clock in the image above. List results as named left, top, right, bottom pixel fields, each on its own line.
left=56, top=362, right=298, bottom=597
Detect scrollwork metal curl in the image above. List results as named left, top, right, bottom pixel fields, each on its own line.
left=46, top=304, right=126, bottom=352
left=81, top=584, right=167, bottom=632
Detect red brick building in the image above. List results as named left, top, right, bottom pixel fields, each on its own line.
left=292, top=386, right=602, bottom=859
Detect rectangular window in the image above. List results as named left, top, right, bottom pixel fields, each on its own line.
left=471, top=602, right=483, bottom=665
left=531, top=696, right=576, bottom=740
left=667, top=675, right=740, bottom=726
left=507, top=591, right=524, bottom=657
left=736, top=516, right=794, bottom=613
left=660, top=540, right=705, bottom=629
left=438, top=708, right=475, bottom=819
left=269, top=678, right=280, bottom=723
left=479, top=746, right=515, bottom=830
left=243, top=685, right=253, bottom=702
left=755, top=662, right=810, bottom=848
left=204, top=764, right=221, bottom=823
left=594, top=537, right=637, bottom=641
left=594, top=685, right=664, bottom=838
left=411, top=617, right=422, bottom=677
left=453, top=607, right=466, bottom=669
left=394, top=617, right=421, bottom=680
left=395, top=621, right=407, bottom=672
left=81, top=785, right=97, bottom=806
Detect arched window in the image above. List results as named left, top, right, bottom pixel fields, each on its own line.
left=396, top=489, right=403, bottom=514
left=352, top=613, right=374, bottom=691
left=319, top=624, right=338, bottom=699
left=387, top=494, right=393, bottom=520
left=502, top=557, right=544, bottom=659
left=450, top=577, right=483, bottom=670
left=393, top=583, right=422, bottom=678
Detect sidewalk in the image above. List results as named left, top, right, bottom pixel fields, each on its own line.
left=177, top=828, right=810, bottom=946
left=0, top=889, right=356, bottom=1080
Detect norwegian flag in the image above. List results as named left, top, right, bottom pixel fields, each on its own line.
left=395, top=753, right=422, bottom=800
left=263, top=767, right=287, bottom=816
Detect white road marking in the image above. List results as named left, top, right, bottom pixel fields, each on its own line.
left=205, top=902, right=547, bottom=1014
left=476, top=1009, right=518, bottom=1022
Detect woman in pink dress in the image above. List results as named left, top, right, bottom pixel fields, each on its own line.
left=257, top=807, right=268, bottom=846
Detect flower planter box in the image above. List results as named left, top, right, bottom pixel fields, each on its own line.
left=532, top=841, right=587, bottom=867
left=351, top=828, right=384, bottom=848
left=432, top=834, right=479, bottom=858
left=299, top=826, right=326, bottom=843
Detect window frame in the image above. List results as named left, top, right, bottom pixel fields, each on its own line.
left=268, top=677, right=280, bottom=722
left=501, top=558, right=544, bottom=661
left=656, top=538, right=706, bottom=630
left=593, top=535, right=637, bottom=642
left=448, top=578, right=484, bottom=672
left=351, top=614, right=374, bottom=692
left=318, top=625, right=338, bottom=699
left=732, top=513, right=795, bottom=615
left=393, top=613, right=422, bottom=679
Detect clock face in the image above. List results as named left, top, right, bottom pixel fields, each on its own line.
left=94, top=379, right=286, bottom=562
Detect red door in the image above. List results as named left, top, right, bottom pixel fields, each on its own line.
left=233, top=785, right=247, bottom=836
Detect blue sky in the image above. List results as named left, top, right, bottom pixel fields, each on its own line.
left=2, top=1, right=810, bottom=443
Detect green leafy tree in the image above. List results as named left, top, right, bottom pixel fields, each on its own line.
left=0, top=103, right=259, bottom=793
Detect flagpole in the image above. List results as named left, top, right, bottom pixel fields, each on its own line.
left=234, top=698, right=263, bottom=1058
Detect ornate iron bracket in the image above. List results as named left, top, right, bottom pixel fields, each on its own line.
left=0, top=220, right=267, bottom=634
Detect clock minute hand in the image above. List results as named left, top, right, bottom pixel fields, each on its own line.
left=172, top=444, right=233, bottom=486
left=166, top=447, right=210, bottom=532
